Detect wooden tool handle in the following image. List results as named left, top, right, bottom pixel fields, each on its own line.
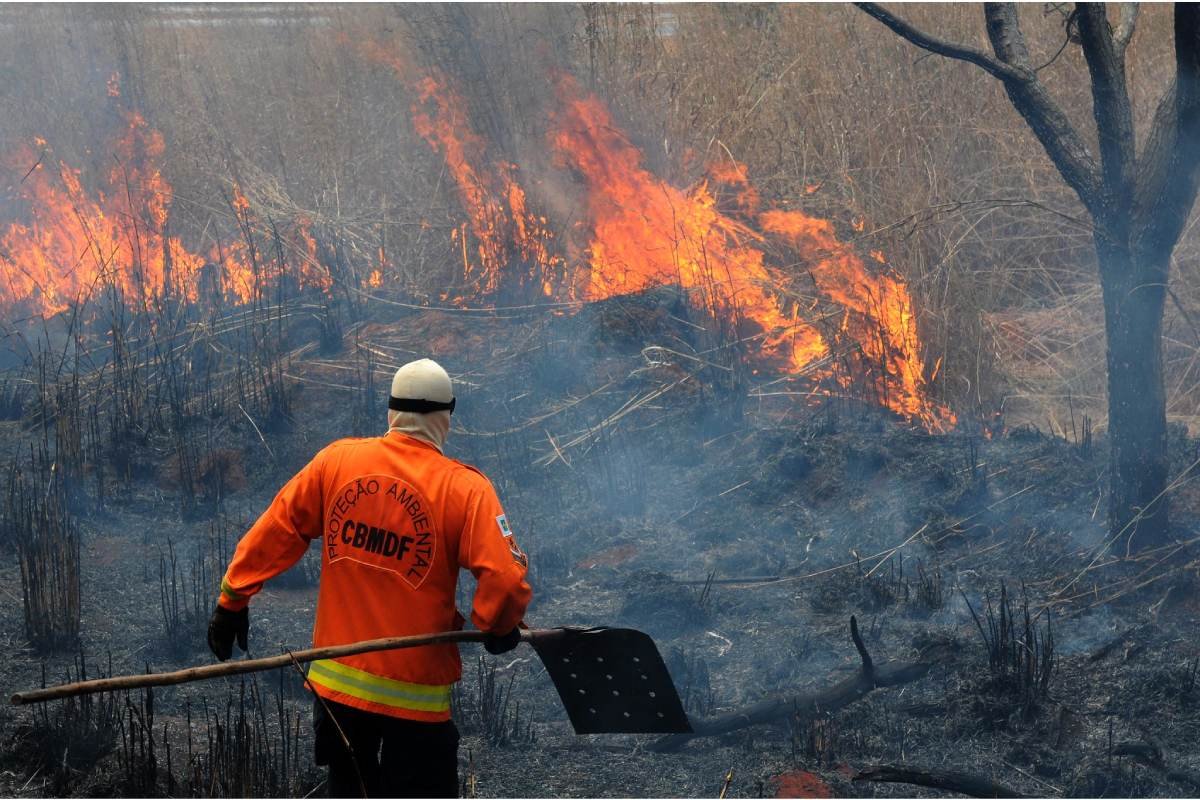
left=12, top=628, right=561, bottom=705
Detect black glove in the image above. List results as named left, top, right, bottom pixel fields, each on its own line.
left=483, top=627, right=521, bottom=655
left=207, top=605, right=249, bottom=661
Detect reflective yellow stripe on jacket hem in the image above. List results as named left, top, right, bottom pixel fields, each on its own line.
left=220, top=578, right=247, bottom=601
left=308, top=660, right=451, bottom=713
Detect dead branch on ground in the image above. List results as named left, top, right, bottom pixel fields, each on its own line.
left=853, top=764, right=1028, bottom=798
left=649, top=616, right=941, bottom=752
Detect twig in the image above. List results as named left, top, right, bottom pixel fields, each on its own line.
left=301, top=779, right=328, bottom=799
left=1002, top=760, right=1062, bottom=795
left=287, top=650, right=368, bottom=799
left=719, top=766, right=734, bottom=799
left=670, top=480, right=751, bottom=525
left=236, top=402, right=276, bottom=461
left=19, top=151, right=45, bottom=186
left=544, top=430, right=571, bottom=468
left=19, top=766, right=43, bottom=793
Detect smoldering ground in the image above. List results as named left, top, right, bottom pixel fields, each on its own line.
left=2, top=291, right=1198, bottom=797
left=1, top=4, right=1199, bottom=799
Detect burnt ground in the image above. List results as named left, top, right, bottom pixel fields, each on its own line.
left=1, top=289, right=1199, bottom=798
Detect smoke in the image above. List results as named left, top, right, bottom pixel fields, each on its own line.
left=1, top=0, right=1151, bottom=693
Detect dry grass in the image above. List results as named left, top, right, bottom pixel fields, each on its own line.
left=580, top=4, right=1199, bottom=430
left=1, top=4, right=1199, bottom=432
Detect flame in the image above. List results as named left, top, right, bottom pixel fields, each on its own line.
left=408, top=74, right=564, bottom=300
left=705, top=158, right=760, bottom=213
left=215, top=203, right=330, bottom=305
left=3, top=54, right=953, bottom=430
left=1, top=112, right=205, bottom=316
left=758, top=209, right=954, bottom=428
left=1, top=110, right=331, bottom=318
left=356, top=39, right=565, bottom=302
left=409, top=74, right=503, bottom=296
left=390, top=63, right=954, bottom=429
left=231, top=185, right=251, bottom=215
left=547, top=76, right=828, bottom=370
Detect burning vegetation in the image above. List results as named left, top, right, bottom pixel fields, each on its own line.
left=2, top=110, right=327, bottom=316
left=1, top=4, right=1199, bottom=800
left=4, top=55, right=952, bottom=431
left=379, top=53, right=956, bottom=431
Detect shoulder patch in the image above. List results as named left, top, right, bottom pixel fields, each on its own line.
left=495, top=514, right=526, bottom=568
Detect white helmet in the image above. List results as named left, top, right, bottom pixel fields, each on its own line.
left=387, top=358, right=454, bottom=451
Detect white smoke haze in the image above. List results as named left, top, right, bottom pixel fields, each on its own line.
left=0, top=5, right=1198, bottom=799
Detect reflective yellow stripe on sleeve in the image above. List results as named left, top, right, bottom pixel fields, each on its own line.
left=308, top=659, right=452, bottom=713
left=220, top=578, right=248, bottom=601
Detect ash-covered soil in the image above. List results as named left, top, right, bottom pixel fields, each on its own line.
left=1, top=291, right=1198, bottom=798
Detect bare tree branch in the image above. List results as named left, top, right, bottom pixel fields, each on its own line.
left=854, top=765, right=1028, bottom=798
left=854, top=4, right=1103, bottom=211
left=1135, top=6, right=1200, bottom=263
left=1114, top=3, right=1139, bottom=54
left=983, top=3, right=1034, bottom=69
left=1076, top=3, right=1136, bottom=218
left=650, top=617, right=939, bottom=752
left=853, top=3, right=1028, bottom=82
left=979, top=4, right=1104, bottom=211
left=1136, top=79, right=1178, bottom=222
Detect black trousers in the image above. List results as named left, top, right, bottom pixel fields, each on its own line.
left=313, top=697, right=459, bottom=798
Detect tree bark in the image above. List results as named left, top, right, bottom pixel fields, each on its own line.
left=1098, top=241, right=1170, bottom=551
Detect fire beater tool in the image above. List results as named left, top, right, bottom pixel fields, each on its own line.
left=10, top=627, right=692, bottom=735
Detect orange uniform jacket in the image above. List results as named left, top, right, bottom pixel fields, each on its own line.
left=217, top=431, right=532, bottom=722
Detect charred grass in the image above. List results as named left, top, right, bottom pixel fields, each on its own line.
left=0, top=291, right=1199, bottom=797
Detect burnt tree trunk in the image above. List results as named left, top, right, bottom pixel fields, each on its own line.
left=856, top=2, right=1200, bottom=553
left=1098, top=241, right=1169, bottom=547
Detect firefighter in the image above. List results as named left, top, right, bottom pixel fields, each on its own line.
left=207, top=358, right=531, bottom=798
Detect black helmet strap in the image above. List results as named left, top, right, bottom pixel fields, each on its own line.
left=388, top=396, right=456, bottom=415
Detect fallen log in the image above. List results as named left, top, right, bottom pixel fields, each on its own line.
left=649, top=616, right=938, bottom=752
left=853, top=764, right=1027, bottom=798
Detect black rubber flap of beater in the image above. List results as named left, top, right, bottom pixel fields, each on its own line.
left=531, top=627, right=692, bottom=734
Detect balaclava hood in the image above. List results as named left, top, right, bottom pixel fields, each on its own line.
left=387, top=358, right=454, bottom=452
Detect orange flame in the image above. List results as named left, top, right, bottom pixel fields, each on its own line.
left=705, top=158, right=760, bottom=213
left=759, top=209, right=954, bottom=428
left=1, top=112, right=205, bottom=316
left=1, top=111, right=331, bottom=318
left=356, top=38, right=565, bottom=302
left=391, top=64, right=954, bottom=430
left=410, top=73, right=563, bottom=299
left=547, top=76, right=829, bottom=370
